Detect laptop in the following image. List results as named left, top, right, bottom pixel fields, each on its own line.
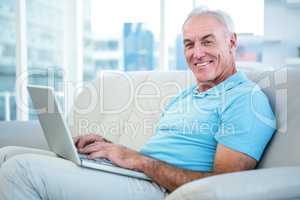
left=27, top=85, right=151, bottom=181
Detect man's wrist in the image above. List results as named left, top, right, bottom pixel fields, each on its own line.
left=134, top=154, right=154, bottom=172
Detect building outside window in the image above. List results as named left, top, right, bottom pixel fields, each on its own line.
left=123, top=23, right=155, bottom=71
left=26, top=0, right=65, bottom=119
left=85, top=0, right=160, bottom=78
left=0, top=0, right=17, bottom=121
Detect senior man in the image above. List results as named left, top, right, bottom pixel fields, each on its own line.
left=0, top=7, right=275, bottom=200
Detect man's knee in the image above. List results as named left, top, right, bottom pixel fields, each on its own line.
left=0, top=154, right=45, bottom=199
left=0, top=146, right=56, bottom=167
left=0, top=154, right=39, bottom=192
left=1, top=154, right=26, bottom=175
left=1, top=154, right=52, bottom=188
left=0, top=146, right=24, bottom=166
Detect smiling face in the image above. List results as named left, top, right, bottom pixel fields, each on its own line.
left=183, top=14, right=237, bottom=90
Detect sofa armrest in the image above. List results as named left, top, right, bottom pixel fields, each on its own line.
left=166, top=166, right=300, bottom=200
left=0, top=121, right=49, bottom=150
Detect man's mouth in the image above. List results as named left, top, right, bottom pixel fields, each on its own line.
left=195, top=60, right=213, bottom=68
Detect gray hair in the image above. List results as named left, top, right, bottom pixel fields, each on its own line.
left=183, top=7, right=235, bottom=33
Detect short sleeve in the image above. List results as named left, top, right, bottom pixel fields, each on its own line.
left=215, top=89, right=276, bottom=161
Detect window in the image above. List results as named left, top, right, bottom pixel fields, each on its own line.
left=195, top=0, right=264, bottom=35
left=0, top=0, right=17, bottom=120
left=26, top=0, right=65, bottom=119
left=83, top=0, right=95, bottom=81
left=165, top=0, right=193, bottom=70
left=83, top=0, right=160, bottom=81
left=0, top=0, right=270, bottom=121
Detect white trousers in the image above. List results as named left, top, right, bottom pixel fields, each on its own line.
left=0, top=146, right=166, bottom=200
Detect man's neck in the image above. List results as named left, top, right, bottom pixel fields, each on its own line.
left=197, top=66, right=237, bottom=92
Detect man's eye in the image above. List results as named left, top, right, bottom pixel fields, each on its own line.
left=185, top=43, right=193, bottom=49
left=202, top=41, right=212, bottom=46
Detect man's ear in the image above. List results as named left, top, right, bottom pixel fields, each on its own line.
left=230, top=32, right=237, bottom=50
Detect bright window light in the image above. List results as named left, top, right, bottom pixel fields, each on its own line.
left=91, top=0, right=160, bottom=38
left=196, top=0, right=264, bottom=35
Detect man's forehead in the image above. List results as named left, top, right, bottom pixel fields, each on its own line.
left=183, top=29, right=217, bottom=41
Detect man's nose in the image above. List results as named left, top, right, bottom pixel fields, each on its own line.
left=193, top=45, right=206, bottom=59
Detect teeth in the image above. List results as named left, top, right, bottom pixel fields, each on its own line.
left=196, top=61, right=210, bottom=67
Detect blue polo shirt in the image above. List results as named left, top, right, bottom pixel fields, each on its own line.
left=140, top=71, right=276, bottom=172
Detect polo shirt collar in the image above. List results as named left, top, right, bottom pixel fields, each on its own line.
left=192, top=71, right=247, bottom=98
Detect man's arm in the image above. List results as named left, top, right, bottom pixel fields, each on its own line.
left=136, top=144, right=257, bottom=192
left=79, top=138, right=257, bottom=192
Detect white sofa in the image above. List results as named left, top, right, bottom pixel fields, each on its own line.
left=1, top=66, right=300, bottom=199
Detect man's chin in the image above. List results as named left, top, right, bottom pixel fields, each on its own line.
left=196, top=78, right=215, bottom=85
left=192, top=71, right=215, bottom=82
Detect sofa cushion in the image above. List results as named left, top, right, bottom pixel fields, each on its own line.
left=166, top=166, right=300, bottom=200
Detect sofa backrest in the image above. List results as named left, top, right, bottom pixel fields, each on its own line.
left=255, top=67, right=300, bottom=168
left=68, top=70, right=195, bottom=150
left=68, top=66, right=300, bottom=168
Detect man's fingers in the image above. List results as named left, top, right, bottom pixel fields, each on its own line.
left=88, top=150, right=108, bottom=160
left=76, top=134, right=102, bottom=149
left=80, top=141, right=109, bottom=154
left=80, top=143, right=100, bottom=153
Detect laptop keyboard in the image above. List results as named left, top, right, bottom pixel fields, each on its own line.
left=78, top=153, right=114, bottom=166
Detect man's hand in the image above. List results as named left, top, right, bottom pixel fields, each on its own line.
left=73, top=134, right=144, bottom=170
left=73, top=134, right=111, bottom=150
left=78, top=141, right=145, bottom=171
